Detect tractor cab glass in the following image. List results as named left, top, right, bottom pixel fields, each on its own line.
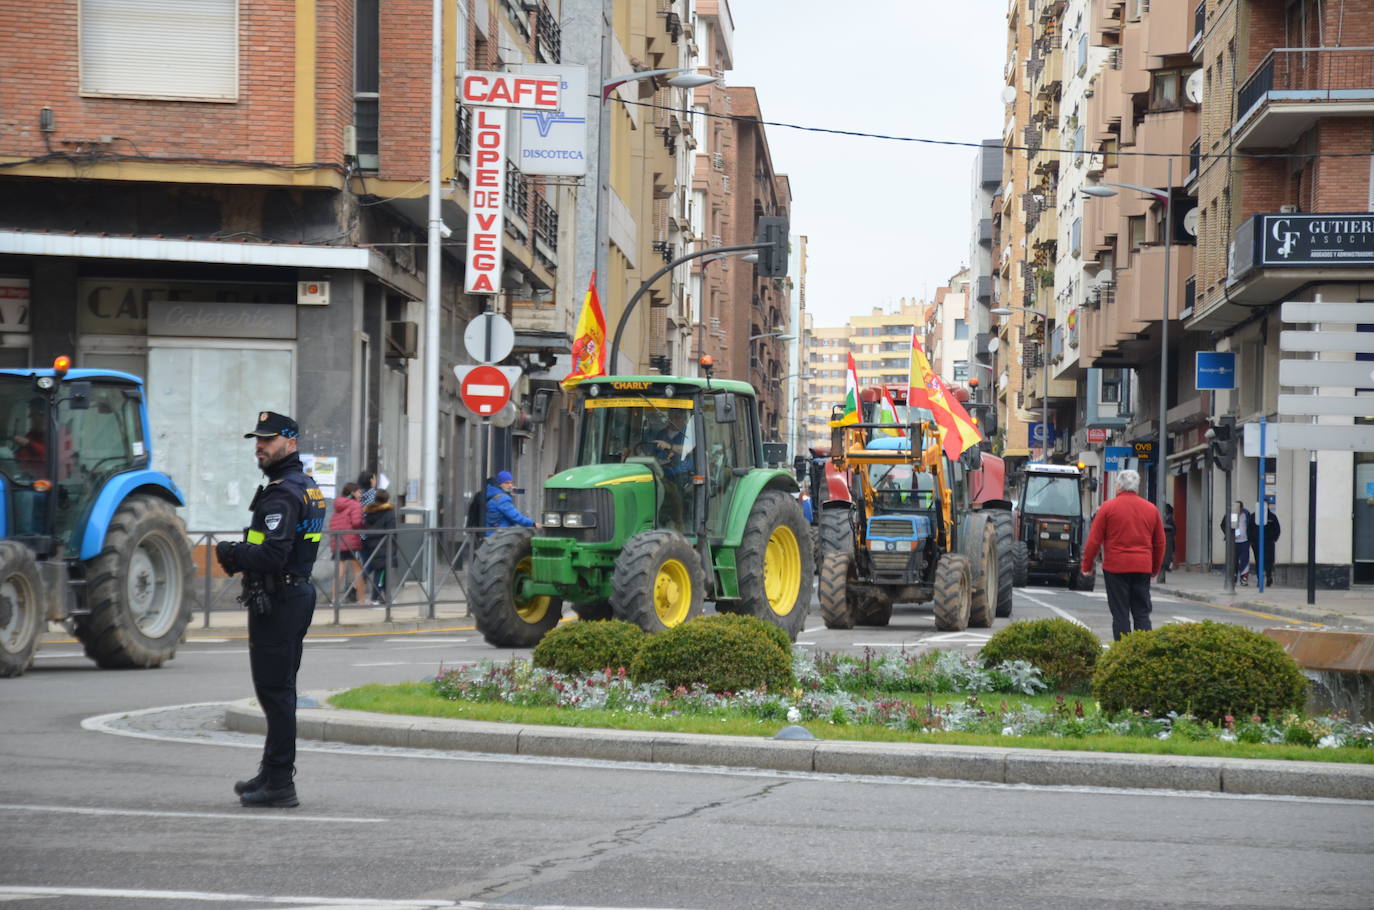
left=579, top=392, right=699, bottom=533
left=869, top=464, right=936, bottom=511
left=1022, top=473, right=1082, bottom=518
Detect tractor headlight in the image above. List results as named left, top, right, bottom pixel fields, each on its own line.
left=562, top=512, right=596, bottom=529
left=36, top=377, right=54, bottom=390
left=662, top=384, right=676, bottom=398
left=541, top=511, right=563, bottom=527
left=1039, top=531, right=1051, bottom=539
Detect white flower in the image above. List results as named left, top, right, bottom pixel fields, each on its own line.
left=1317, top=734, right=1343, bottom=749
left=786, top=706, right=801, bottom=723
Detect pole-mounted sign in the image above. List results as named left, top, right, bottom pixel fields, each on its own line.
left=459, top=72, right=562, bottom=295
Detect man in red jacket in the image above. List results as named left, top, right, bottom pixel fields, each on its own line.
left=1081, top=469, right=1165, bottom=640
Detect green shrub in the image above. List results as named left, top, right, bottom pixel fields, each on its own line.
left=630, top=613, right=795, bottom=693
left=1091, top=621, right=1309, bottom=724
left=979, top=618, right=1102, bottom=690
left=531, top=619, right=647, bottom=675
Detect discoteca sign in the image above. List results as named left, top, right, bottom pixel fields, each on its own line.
left=459, top=72, right=561, bottom=294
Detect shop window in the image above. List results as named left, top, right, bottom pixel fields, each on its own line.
left=80, top=0, right=238, bottom=101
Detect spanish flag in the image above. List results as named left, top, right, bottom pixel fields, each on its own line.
left=561, top=271, right=607, bottom=391
left=830, top=352, right=862, bottom=427
left=907, top=330, right=981, bottom=460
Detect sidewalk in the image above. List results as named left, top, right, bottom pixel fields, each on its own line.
left=1152, top=569, right=1374, bottom=629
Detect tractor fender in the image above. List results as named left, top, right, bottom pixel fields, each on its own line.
left=77, top=471, right=185, bottom=560
left=823, top=461, right=852, bottom=505
left=718, top=468, right=799, bottom=548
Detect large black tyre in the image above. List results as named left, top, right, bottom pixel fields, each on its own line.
left=571, top=601, right=613, bottom=621
left=1069, top=568, right=1097, bottom=591
left=74, top=496, right=193, bottom=669
left=931, top=552, right=972, bottom=632
left=1010, top=539, right=1029, bottom=588
left=989, top=511, right=1016, bottom=618
left=817, top=548, right=856, bottom=629
left=962, top=513, right=999, bottom=628
left=855, top=591, right=893, bottom=627
left=817, top=507, right=855, bottom=563
left=0, top=540, right=43, bottom=678
left=610, top=530, right=704, bottom=634
left=736, top=490, right=814, bottom=641
left=470, top=527, right=562, bottom=647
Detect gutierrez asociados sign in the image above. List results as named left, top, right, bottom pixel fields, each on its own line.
left=1258, top=213, right=1374, bottom=267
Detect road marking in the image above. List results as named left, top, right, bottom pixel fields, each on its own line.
left=383, top=638, right=469, bottom=644
left=1016, top=591, right=1091, bottom=629
left=0, top=885, right=452, bottom=906
left=1171, top=616, right=1199, bottom=623
left=922, top=631, right=991, bottom=643
left=33, top=652, right=84, bottom=660
left=352, top=661, right=438, bottom=668
left=305, top=638, right=349, bottom=644
left=1069, top=591, right=1107, bottom=599
left=802, top=624, right=827, bottom=634
left=850, top=642, right=925, bottom=648
left=0, top=803, right=382, bottom=825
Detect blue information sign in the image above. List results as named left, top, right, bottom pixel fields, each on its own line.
left=1196, top=351, right=1237, bottom=390
left=1104, top=446, right=1133, bottom=458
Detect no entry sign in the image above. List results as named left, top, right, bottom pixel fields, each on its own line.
left=460, top=364, right=511, bottom=415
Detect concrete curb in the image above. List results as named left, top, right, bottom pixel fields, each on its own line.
left=223, top=696, right=1374, bottom=802
left=1152, top=585, right=1372, bottom=629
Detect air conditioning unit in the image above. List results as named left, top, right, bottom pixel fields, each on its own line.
left=386, top=321, right=419, bottom=359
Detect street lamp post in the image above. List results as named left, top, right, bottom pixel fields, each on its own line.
left=1082, top=161, right=1175, bottom=579
left=991, top=304, right=1050, bottom=462
left=594, top=67, right=717, bottom=307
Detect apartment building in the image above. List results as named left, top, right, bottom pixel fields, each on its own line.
left=927, top=270, right=973, bottom=387
left=804, top=324, right=852, bottom=451
left=969, top=138, right=1003, bottom=411
left=1186, top=0, right=1374, bottom=586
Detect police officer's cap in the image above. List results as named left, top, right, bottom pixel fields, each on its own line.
left=244, top=411, right=299, bottom=439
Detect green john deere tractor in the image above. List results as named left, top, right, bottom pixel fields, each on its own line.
left=469, top=374, right=814, bottom=648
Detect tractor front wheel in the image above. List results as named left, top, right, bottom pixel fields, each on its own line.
left=966, top=515, right=1000, bottom=628
left=1010, top=539, right=1029, bottom=588
left=931, top=552, right=972, bottom=632
left=0, top=541, right=43, bottom=677
left=817, top=549, right=856, bottom=629
left=611, top=530, right=704, bottom=634
left=990, top=511, right=1016, bottom=618
left=736, top=490, right=814, bottom=641
left=76, top=496, right=193, bottom=669
left=470, top=527, right=562, bottom=647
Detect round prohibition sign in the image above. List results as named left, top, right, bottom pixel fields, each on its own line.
left=460, top=364, right=511, bottom=415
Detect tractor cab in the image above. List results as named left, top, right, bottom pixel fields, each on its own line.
left=0, top=364, right=151, bottom=559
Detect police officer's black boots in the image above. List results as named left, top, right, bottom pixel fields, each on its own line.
left=233, top=764, right=267, bottom=796
left=239, top=767, right=298, bottom=808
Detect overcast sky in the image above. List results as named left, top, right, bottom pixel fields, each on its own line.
left=726, top=1, right=1008, bottom=329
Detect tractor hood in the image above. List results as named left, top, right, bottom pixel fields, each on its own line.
left=546, top=462, right=656, bottom=489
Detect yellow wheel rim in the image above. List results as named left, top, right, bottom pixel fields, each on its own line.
left=513, top=556, right=552, bottom=624
left=763, top=525, right=802, bottom=616
left=653, top=558, right=693, bottom=627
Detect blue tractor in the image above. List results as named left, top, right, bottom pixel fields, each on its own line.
left=0, top=357, right=193, bottom=677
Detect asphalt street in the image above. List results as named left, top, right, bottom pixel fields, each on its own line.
left=6, top=584, right=1371, bottom=908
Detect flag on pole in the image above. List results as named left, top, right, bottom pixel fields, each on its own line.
left=876, top=386, right=904, bottom=437
left=907, top=330, right=982, bottom=460
left=832, top=352, right=861, bottom=426
left=561, top=271, right=607, bottom=391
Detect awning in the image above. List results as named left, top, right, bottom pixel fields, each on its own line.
left=0, top=230, right=381, bottom=271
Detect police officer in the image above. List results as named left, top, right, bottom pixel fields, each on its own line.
left=215, top=411, right=326, bottom=808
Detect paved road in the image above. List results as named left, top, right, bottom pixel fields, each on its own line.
left=6, top=592, right=1368, bottom=909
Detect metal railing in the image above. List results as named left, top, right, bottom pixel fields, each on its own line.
left=1238, top=47, right=1374, bottom=120
left=185, top=526, right=497, bottom=627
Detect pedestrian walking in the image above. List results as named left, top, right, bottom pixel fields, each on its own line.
left=1221, top=500, right=1251, bottom=585
left=362, top=488, right=397, bottom=603
left=215, top=411, right=326, bottom=808
left=1080, top=469, right=1165, bottom=641
left=330, top=482, right=367, bottom=603
left=1162, top=503, right=1176, bottom=572
left=485, top=470, right=535, bottom=534
left=1247, top=503, right=1280, bottom=587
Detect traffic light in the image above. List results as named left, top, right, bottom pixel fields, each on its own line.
left=1206, top=416, right=1236, bottom=472
left=756, top=216, right=789, bottom=277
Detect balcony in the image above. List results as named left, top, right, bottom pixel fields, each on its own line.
left=977, top=218, right=993, bottom=246
left=1144, top=0, right=1192, bottom=59
left=1234, top=48, right=1374, bottom=150
left=975, top=274, right=995, bottom=302
left=1190, top=2, right=1205, bottom=56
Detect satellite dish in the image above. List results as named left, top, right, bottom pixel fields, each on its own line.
left=1001, top=86, right=1017, bottom=105
left=987, top=337, right=1001, bottom=353
left=1183, top=207, right=1200, bottom=236
left=1185, top=70, right=1204, bottom=104
left=1097, top=269, right=1114, bottom=285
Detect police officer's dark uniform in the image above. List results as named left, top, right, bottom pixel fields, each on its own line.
left=215, top=411, right=326, bottom=808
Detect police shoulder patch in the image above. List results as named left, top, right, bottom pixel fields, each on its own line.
left=264, top=513, right=283, bottom=531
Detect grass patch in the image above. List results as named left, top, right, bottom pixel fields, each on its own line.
left=329, top=682, right=1374, bottom=765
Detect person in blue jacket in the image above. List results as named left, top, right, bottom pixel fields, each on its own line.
left=485, top=470, right=535, bottom=535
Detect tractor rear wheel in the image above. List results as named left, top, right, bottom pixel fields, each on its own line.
left=736, top=490, right=814, bottom=641
left=817, top=549, right=856, bottom=629
left=966, top=515, right=1000, bottom=628
left=76, top=496, right=193, bottom=669
left=0, top=541, right=43, bottom=678
left=931, top=552, right=972, bottom=632
left=1010, top=539, right=1029, bottom=588
left=990, top=511, right=1016, bottom=618
left=470, top=527, right=562, bottom=647
left=611, top=530, right=704, bottom=634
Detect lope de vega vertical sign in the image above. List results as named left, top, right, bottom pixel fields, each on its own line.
left=459, top=72, right=562, bottom=295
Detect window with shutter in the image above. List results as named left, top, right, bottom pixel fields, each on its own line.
left=80, top=0, right=238, bottom=101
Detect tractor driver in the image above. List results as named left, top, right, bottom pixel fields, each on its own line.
left=644, top=407, right=694, bottom=527
left=13, top=401, right=47, bottom=477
